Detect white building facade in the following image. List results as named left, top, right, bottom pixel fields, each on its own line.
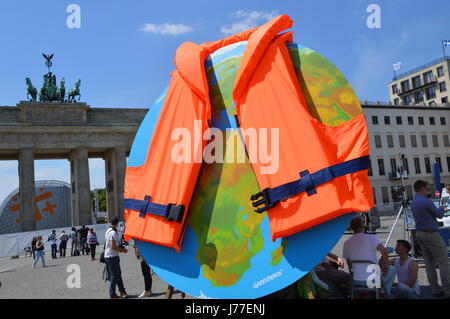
left=362, top=102, right=450, bottom=205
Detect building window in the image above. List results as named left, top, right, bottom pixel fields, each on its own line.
left=372, top=187, right=376, bottom=204
left=447, top=157, right=450, bottom=173
left=444, top=135, right=450, bottom=147
left=392, top=84, right=398, bottom=94
left=414, top=157, right=421, bottom=174
left=412, top=75, right=422, bottom=88
left=440, top=82, right=447, bottom=92
left=415, top=91, right=424, bottom=103
left=418, top=117, right=424, bottom=125
left=410, top=135, right=417, bottom=148
left=399, top=135, right=406, bottom=148
left=394, top=98, right=399, bottom=105
left=423, top=71, right=434, bottom=84
left=425, top=157, right=431, bottom=173
left=442, top=97, right=449, bottom=104
left=384, top=116, right=391, bottom=125
left=421, top=135, right=428, bottom=147
left=401, top=80, right=411, bottom=92
left=432, top=134, right=439, bottom=147
left=436, top=157, right=443, bottom=173
left=387, top=135, right=394, bottom=148
left=402, top=156, right=410, bottom=174
left=406, top=185, right=413, bottom=200
left=372, top=116, right=378, bottom=125
left=378, top=159, right=385, bottom=176
left=430, top=117, right=435, bottom=125
left=404, top=94, right=413, bottom=104
left=426, top=86, right=436, bottom=99
left=441, top=117, right=446, bottom=125
left=390, top=158, right=397, bottom=174
left=396, top=116, right=402, bottom=125
left=368, top=159, right=373, bottom=176
left=375, top=135, right=382, bottom=148
left=429, top=100, right=436, bottom=106
left=381, top=186, right=389, bottom=203
left=407, top=116, right=414, bottom=125
left=437, top=66, right=445, bottom=77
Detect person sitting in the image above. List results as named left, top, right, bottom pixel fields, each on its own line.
left=343, top=216, right=396, bottom=298
left=390, top=240, right=420, bottom=299
left=313, top=252, right=351, bottom=297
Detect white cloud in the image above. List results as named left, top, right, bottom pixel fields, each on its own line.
left=220, top=10, right=279, bottom=35
left=140, top=23, right=194, bottom=35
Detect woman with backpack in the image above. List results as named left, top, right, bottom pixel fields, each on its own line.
left=87, top=228, right=98, bottom=261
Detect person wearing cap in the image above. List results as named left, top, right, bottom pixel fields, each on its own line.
left=104, top=217, right=129, bottom=299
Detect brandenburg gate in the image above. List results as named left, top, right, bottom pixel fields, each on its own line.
left=0, top=102, right=147, bottom=231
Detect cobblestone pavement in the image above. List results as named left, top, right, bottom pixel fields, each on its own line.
left=0, top=216, right=446, bottom=299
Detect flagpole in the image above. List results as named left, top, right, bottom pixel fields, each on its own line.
left=442, top=40, right=446, bottom=59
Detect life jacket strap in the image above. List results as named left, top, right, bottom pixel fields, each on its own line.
left=250, top=156, right=370, bottom=213
left=124, top=196, right=185, bottom=223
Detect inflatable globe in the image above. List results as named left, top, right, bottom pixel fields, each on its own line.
left=128, top=41, right=362, bottom=298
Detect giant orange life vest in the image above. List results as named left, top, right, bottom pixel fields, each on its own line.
left=123, top=14, right=374, bottom=251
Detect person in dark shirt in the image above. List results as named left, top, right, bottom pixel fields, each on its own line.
left=32, top=236, right=46, bottom=268
left=410, top=180, right=450, bottom=297
left=78, top=225, right=88, bottom=255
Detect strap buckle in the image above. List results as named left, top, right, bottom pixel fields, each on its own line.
left=250, top=188, right=278, bottom=214
left=165, top=203, right=185, bottom=223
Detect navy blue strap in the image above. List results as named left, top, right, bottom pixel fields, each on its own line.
left=124, top=196, right=185, bottom=223
left=251, top=156, right=370, bottom=213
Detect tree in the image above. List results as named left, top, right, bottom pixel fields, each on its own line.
left=90, top=188, right=107, bottom=212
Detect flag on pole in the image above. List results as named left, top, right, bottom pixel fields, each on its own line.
left=393, top=62, right=402, bottom=72
left=443, top=40, right=450, bottom=47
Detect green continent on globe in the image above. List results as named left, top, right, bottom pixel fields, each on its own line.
left=270, top=239, right=288, bottom=266
left=288, top=45, right=362, bottom=127
left=188, top=53, right=266, bottom=287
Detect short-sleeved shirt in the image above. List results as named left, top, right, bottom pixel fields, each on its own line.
left=70, top=231, right=77, bottom=240
left=343, top=233, right=381, bottom=281
left=104, top=228, right=119, bottom=258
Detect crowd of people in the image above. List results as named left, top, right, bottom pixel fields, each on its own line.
left=314, top=180, right=450, bottom=299
left=29, top=225, right=101, bottom=268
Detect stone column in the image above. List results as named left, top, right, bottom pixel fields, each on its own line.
left=19, top=149, right=36, bottom=232
left=104, top=147, right=127, bottom=222
left=70, top=148, right=91, bottom=226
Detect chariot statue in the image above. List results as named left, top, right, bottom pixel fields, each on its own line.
left=25, top=53, right=81, bottom=103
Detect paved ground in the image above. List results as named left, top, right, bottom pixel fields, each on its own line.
left=0, top=215, right=447, bottom=299
left=0, top=248, right=194, bottom=299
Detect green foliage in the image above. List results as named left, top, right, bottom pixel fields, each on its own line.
left=90, top=188, right=107, bottom=212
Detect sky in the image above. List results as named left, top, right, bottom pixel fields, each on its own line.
left=0, top=0, right=449, bottom=203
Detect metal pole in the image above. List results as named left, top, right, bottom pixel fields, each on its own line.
left=385, top=205, right=403, bottom=247
left=442, top=41, right=446, bottom=59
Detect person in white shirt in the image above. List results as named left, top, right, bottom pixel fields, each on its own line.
left=343, top=216, right=396, bottom=298
left=47, top=230, right=58, bottom=259
left=390, top=240, right=420, bottom=299
left=104, top=217, right=128, bottom=299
